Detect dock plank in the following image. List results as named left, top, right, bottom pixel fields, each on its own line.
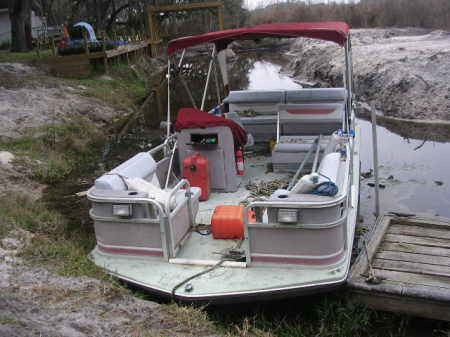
left=373, top=268, right=450, bottom=289
left=351, top=290, right=450, bottom=322
left=349, top=215, right=450, bottom=321
left=373, top=258, right=450, bottom=278
left=392, top=217, right=450, bottom=229
left=384, top=233, right=450, bottom=249
left=376, top=250, right=450, bottom=266
left=388, top=224, right=450, bottom=240
left=380, top=241, right=450, bottom=258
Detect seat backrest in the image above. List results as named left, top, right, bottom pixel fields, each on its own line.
left=95, top=152, right=159, bottom=191
left=278, top=103, right=344, bottom=123
left=285, top=88, right=347, bottom=104
left=224, top=90, right=284, bottom=104
left=276, top=103, right=344, bottom=139
left=225, top=90, right=285, bottom=116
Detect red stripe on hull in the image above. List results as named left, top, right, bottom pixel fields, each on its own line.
left=251, top=252, right=344, bottom=265
left=98, top=244, right=163, bottom=257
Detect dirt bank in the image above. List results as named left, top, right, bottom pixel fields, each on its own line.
left=286, top=28, right=450, bottom=120
left=0, top=63, right=125, bottom=141
left=0, top=229, right=220, bottom=337
left=0, top=62, right=223, bottom=337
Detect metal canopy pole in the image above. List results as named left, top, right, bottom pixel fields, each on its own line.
left=344, top=38, right=351, bottom=132
left=371, top=108, right=381, bottom=217
left=213, top=61, right=221, bottom=105
left=176, top=50, right=198, bottom=109
left=217, top=49, right=229, bottom=96
left=311, top=134, right=322, bottom=173
left=178, top=49, right=186, bottom=68
left=201, top=45, right=217, bottom=111
left=166, top=59, right=171, bottom=137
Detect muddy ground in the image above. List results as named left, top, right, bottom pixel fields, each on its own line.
left=0, top=230, right=220, bottom=337
left=286, top=28, right=450, bottom=120
left=0, top=62, right=219, bottom=337
left=0, top=63, right=125, bottom=141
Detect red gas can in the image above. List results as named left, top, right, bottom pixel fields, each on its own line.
left=183, top=152, right=210, bottom=201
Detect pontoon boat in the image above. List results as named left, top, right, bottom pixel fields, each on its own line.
left=87, top=22, right=360, bottom=302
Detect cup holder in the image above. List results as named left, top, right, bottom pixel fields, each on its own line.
left=278, top=194, right=288, bottom=199
left=128, top=191, right=138, bottom=196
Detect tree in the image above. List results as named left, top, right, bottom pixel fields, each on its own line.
left=8, top=0, right=33, bottom=52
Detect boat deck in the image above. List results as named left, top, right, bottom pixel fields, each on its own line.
left=348, top=215, right=450, bottom=322
left=196, top=154, right=291, bottom=225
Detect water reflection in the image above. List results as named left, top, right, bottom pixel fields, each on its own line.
left=232, top=52, right=450, bottom=223
left=172, top=51, right=450, bottom=222
left=358, top=118, right=450, bottom=223
left=247, top=61, right=302, bottom=90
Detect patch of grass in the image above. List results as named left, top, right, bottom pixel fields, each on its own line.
left=163, top=303, right=216, bottom=333
left=210, top=295, right=417, bottom=337
left=0, top=119, right=106, bottom=184
left=0, top=49, right=53, bottom=63
left=0, top=193, right=103, bottom=278
left=0, top=194, right=62, bottom=239
left=0, top=316, right=26, bottom=327
left=22, top=233, right=103, bottom=277
left=68, top=63, right=149, bottom=112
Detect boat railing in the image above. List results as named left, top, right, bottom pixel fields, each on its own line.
left=243, top=198, right=349, bottom=267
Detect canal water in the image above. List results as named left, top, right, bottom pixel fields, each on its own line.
left=229, top=52, right=450, bottom=227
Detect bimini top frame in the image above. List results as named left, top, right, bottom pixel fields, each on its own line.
left=165, top=22, right=353, bottom=136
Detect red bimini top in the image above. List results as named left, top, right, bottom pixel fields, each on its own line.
left=168, top=22, right=349, bottom=56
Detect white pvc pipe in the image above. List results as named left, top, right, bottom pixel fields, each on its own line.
left=169, top=258, right=246, bottom=268
left=201, top=45, right=216, bottom=111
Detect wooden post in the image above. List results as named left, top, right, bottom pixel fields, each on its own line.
left=102, top=32, right=109, bottom=74
left=83, top=31, right=90, bottom=55
left=218, top=4, right=225, bottom=30
left=36, top=36, right=41, bottom=59
left=51, top=38, right=56, bottom=56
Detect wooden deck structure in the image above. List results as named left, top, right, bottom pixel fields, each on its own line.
left=147, top=1, right=225, bottom=57
left=49, top=40, right=151, bottom=77
left=348, top=215, right=450, bottom=322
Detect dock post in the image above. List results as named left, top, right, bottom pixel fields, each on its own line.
left=371, top=107, right=381, bottom=217
left=102, top=32, right=109, bottom=74
left=51, top=38, right=56, bottom=56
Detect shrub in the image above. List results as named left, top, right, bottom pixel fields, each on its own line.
left=249, top=0, right=450, bottom=30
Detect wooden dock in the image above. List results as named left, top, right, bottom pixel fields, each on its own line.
left=348, top=215, right=450, bottom=322
left=48, top=40, right=151, bottom=77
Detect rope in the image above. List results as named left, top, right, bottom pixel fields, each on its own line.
left=311, top=173, right=339, bottom=197
left=104, top=173, right=130, bottom=189
left=170, top=248, right=244, bottom=301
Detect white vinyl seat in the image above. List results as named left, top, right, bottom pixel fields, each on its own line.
left=94, top=152, right=201, bottom=215
left=271, top=103, right=344, bottom=172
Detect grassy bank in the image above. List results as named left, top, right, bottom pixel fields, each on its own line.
left=0, top=49, right=53, bottom=63
left=68, top=63, right=149, bottom=113
left=0, top=118, right=108, bottom=277
left=0, top=119, right=105, bottom=184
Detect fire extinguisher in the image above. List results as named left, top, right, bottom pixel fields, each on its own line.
left=235, top=148, right=245, bottom=175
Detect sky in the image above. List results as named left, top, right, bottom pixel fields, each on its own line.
left=244, top=0, right=352, bottom=10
